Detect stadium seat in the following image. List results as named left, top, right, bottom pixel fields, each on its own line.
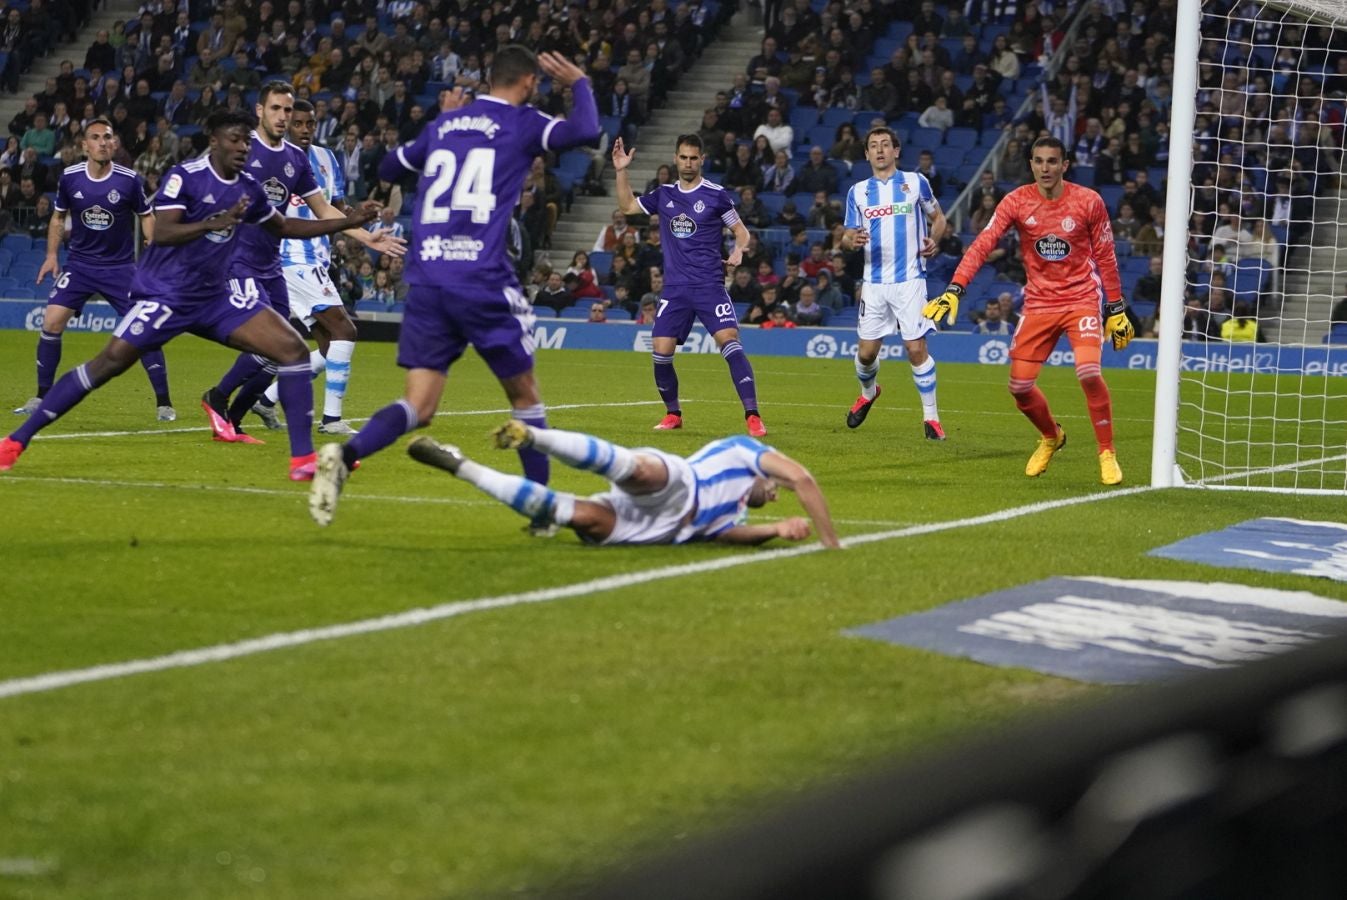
left=853, top=110, right=886, bottom=133
left=589, top=251, right=612, bottom=275
left=820, top=108, right=853, bottom=129
left=559, top=304, right=592, bottom=319
left=758, top=192, right=786, bottom=218
left=933, top=146, right=965, bottom=169
left=791, top=107, right=820, bottom=136
left=2, top=234, right=32, bottom=255
left=909, top=127, right=944, bottom=152
left=807, top=124, right=836, bottom=150
left=945, top=127, right=978, bottom=149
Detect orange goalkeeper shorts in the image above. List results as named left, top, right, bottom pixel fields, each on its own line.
left=1010, top=305, right=1105, bottom=364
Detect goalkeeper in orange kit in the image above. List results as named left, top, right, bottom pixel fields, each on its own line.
left=926, top=136, right=1134, bottom=485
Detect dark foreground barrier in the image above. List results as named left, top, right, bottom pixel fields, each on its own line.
left=559, top=633, right=1347, bottom=900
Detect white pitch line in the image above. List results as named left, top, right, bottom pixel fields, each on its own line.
left=0, top=474, right=493, bottom=506
left=0, top=485, right=1151, bottom=701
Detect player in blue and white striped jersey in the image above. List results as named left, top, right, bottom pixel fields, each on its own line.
left=251, top=98, right=407, bottom=435
left=840, top=126, right=949, bottom=440
left=404, top=420, right=840, bottom=549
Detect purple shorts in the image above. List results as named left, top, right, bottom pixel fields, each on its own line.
left=397, top=282, right=536, bottom=379
left=48, top=262, right=136, bottom=316
left=250, top=272, right=290, bottom=317
left=112, top=283, right=270, bottom=352
left=651, top=286, right=738, bottom=344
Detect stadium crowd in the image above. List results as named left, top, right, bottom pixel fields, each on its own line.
left=2, top=0, right=1346, bottom=339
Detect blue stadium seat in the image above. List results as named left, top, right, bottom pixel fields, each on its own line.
left=820, top=108, right=853, bottom=129
left=758, top=192, right=786, bottom=218
left=945, top=127, right=978, bottom=149
left=852, top=110, right=885, bottom=132
left=807, top=124, right=835, bottom=150
left=1097, top=185, right=1124, bottom=212
left=6, top=286, right=36, bottom=299
left=559, top=304, right=592, bottom=319
left=2, top=234, right=32, bottom=254
left=909, top=127, right=944, bottom=152
left=933, top=146, right=965, bottom=169
left=850, top=161, right=872, bottom=181
left=791, top=107, right=820, bottom=135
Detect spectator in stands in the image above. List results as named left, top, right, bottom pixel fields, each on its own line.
left=734, top=185, right=769, bottom=230
left=1075, top=118, right=1107, bottom=167
left=535, top=271, right=574, bottom=315
left=806, top=190, right=841, bottom=230
left=918, top=95, right=954, bottom=132
left=134, top=134, right=172, bottom=178
left=567, top=251, right=605, bottom=301
left=0, top=136, right=19, bottom=171
left=815, top=268, right=845, bottom=311
left=587, top=302, right=609, bottom=323
left=795, top=146, right=838, bottom=196
left=1212, top=209, right=1252, bottom=258
left=967, top=170, right=1005, bottom=217
left=638, top=267, right=665, bottom=313
left=753, top=107, right=794, bottom=154
left=793, top=284, right=824, bottom=326
left=974, top=298, right=1014, bottom=335
left=20, top=113, right=56, bottom=157
left=8, top=97, right=38, bottom=139
left=1094, top=135, right=1125, bottom=186
left=1221, top=303, right=1260, bottom=342
left=1135, top=256, right=1163, bottom=306
left=997, top=138, right=1030, bottom=185
left=1181, top=294, right=1211, bottom=341
left=776, top=200, right=805, bottom=230
left=970, top=192, right=998, bottom=234
left=723, top=143, right=762, bottom=191
left=594, top=209, right=633, bottom=253
left=617, top=48, right=652, bottom=117
left=636, top=297, right=658, bottom=325
left=860, top=67, right=900, bottom=118
left=1241, top=219, right=1281, bottom=267
left=761, top=304, right=797, bottom=329
left=1112, top=202, right=1143, bottom=242
left=188, top=47, right=224, bottom=91
left=989, top=33, right=1020, bottom=80
left=915, top=149, right=945, bottom=196
left=85, top=28, right=115, bottom=73
left=829, top=123, right=864, bottom=169
left=761, top=149, right=796, bottom=194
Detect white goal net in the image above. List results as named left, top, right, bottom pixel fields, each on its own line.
left=1154, top=0, right=1347, bottom=493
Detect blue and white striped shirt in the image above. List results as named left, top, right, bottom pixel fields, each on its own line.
left=678, top=436, right=773, bottom=542
left=280, top=143, right=345, bottom=268
left=843, top=171, right=939, bottom=284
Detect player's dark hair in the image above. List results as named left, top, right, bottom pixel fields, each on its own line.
left=85, top=115, right=114, bottom=132
left=675, top=132, right=703, bottom=152
left=1031, top=135, right=1068, bottom=158
left=490, top=44, right=539, bottom=88
left=292, top=98, right=314, bottom=114
left=258, top=80, right=295, bottom=106
left=864, top=126, right=900, bottom=148
left=205, top=109, right=257, bottom=136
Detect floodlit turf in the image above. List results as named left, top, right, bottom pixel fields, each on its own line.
left=2, top=330, right=1345, bottom=899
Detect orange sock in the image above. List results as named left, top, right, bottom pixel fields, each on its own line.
left=1079, top=375, right=1114, bottom=452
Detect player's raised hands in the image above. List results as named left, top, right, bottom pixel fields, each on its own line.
left=538, top=52, right=587, bottom=87
left=611, top=137, right=634, bottom=171
left=211, top=196, right=250, bottom=229
left=439, top=86, right=470, bottom=113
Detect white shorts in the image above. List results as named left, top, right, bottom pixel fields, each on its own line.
left=590, top=449, right=695, bottom=545
left=284, top=264, right=344, bottom=327
left=857, top=279, right=935, bottom=343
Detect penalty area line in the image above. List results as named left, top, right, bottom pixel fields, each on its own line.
left=0, top=485, right=1152, bottom=701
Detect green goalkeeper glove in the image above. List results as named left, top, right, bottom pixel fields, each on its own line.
left=1105, top=298, right=1134, bottom=350
left=923, top=284, right=963, bottom=326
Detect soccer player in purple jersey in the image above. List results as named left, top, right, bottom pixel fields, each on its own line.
left=0, top=110, right=377, bottom=479
left=404, top=420, right=840, bottom=548
left=203, top=81, right=405, bottom=444
left=611, top=133, right=767, bottom=437
left=13, top=119, right=173, bottom=421
left=308, top=46, right=601, bottom=528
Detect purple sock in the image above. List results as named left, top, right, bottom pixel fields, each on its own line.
left=228, top=365, right=277, bottom=425
left=275, top=363, right=314, bottom=458
left=653, top=352, right=680, bottom=413
left=345, top=399, right=419, bottom=466
left=140, top=350, right=172, bottom=405
left=12, top=364, right=98, bottom=446
left=35, top=329, right=62, bottom=394
left=721, top=340, right=758, bottom=412
left=216, top=352, right=268, bottom=397
left=514, top=402, right=550, bottom=485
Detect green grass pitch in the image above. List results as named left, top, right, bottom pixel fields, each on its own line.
left=1, top=330, right=1344, bottom=899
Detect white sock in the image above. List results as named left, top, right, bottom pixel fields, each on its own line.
left=456, top=459, right=572, bottom=523
left=855, top=354, right=880, bottom=400
left=323, top=340, right=353, bottom=420
left=263, top=349, right=326, bottom=405
left=911, top=357, right=938, bottom=420
left=526, top=426, right=637, bottom=480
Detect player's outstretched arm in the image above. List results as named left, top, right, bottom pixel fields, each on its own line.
left=716, top=518, right=814, bottom=546
left=272, top=200, right=377, bottom=240
left=539, top=52, right=602, bottom=149
left=307, top=193, right=408, bottom=257
left=760, top=451, right=841, bottom=548
left=725, top=219, right=750, bottom=269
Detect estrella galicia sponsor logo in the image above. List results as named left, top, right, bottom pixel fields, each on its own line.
left=669, top=212, right=696, bottom=239
left=205, top=225, right=236, bottom=243
left=82, top=205, right=114, bottom=230
left=1035, top=234, right=1070, bottom=260
left=848, top=576, right=1347, bottom=684
left=262, top=176, right=289, bottom=206
left=978, top=339, right=1010, bottom=364
left=806, top=333, right=839, bottom=358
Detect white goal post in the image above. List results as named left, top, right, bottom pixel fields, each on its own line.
left=1152, top=0, right=1347, bottom=494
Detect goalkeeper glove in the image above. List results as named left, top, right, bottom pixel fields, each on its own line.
left=923, top=284, right=963, bottom=326
left=1105, top=298, right=1134, bottom=350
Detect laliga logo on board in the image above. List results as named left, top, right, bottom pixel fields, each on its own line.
left=978, top=339, right=1010, bottom=364
left=806, top=334, right=839, bottom=358
left=25, top=306, right=44, bottom=330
